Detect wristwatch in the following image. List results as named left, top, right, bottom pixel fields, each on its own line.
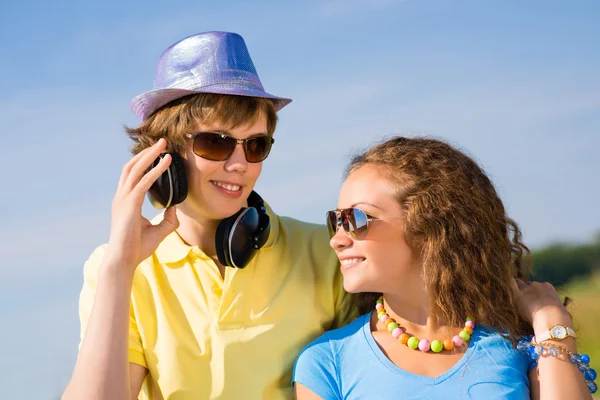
left=534, top=324, right=576, bottom=343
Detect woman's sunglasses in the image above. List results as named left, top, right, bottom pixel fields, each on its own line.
left=326, top=207, right=402, bottom=240
left=185, top=132, right=274, bottom=163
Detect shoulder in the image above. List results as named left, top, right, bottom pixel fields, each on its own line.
left=296, top=314, right=368, bottom=364
left=278, top=215, right=330, bottom=241
left=471, top=326, right=531, bottom=371
left=268, top=206, right=337, bottom=267
left=277, top=215, right=331, bottom=253
left=82, top=244, right=108, bottom=279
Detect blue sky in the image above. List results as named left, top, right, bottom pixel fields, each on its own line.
left=1, top=0, right=599, bottom=398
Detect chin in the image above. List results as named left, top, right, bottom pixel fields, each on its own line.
left=342, top=271, right=383, bottom=294
left=213, top=201, right=246, bottom=219
left=342, top=278, right=367, bottom=294
left=182, top=195, right=243, bottom=221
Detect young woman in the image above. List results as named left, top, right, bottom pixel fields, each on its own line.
left=293, top=137, right=595, bottom=399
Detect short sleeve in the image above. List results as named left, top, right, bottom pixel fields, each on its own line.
left=78, top=244, right=147, bottom=368
left=292, top=334, right=341, bottom=400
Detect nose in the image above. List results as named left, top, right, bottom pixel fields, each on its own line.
left=224, top=143, right=248, bottom=173
left=329, top=224, right=353, bottom=250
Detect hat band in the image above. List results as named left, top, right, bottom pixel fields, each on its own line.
left=157, top=69, right=264, bottom=91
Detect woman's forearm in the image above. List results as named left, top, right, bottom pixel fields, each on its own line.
left=533, top=311, right=592, bottom=400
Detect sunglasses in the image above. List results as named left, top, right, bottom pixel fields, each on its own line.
left=326, top=207, right=402, bottom=240
left=185, top=132, right=274, bottom=163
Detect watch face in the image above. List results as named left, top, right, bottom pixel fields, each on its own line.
left=551, top=325, right=567, bottom=339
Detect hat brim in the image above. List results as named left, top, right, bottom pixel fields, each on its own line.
left=131, top=86, right=292, bottom=121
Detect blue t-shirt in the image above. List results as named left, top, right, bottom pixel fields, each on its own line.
left=293, top=313, right=533, bottom=400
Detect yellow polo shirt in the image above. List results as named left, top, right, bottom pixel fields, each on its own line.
left=78, top=205, right=355, bottom=399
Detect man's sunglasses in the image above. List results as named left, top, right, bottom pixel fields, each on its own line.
left=185, top=132, right=274, bottom=163
left=326, top=207, right=402, bottom=240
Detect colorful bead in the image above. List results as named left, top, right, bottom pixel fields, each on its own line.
left=579, top=363, right=591, bottom=372
left=418, top=339, right=431, bottom=352
left=517, top=340, right=529, bottom=351
left=443, top=338, right=454, bottom=351
left=517, top=338, right=598, bottom=394
left=548, top=346, right=560, bottom=357
left=374, top=296, right=473, bottom=353
left=529, top=346, right=539, bottom=360
left=407, top=337, right=420, bottom=350
left=399, top=333, right=410, bottom=344
left=582, top=354, right=591, bottom=363
left=452, top=335, right=464, bottom=347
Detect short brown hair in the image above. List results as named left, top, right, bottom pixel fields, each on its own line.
left=125, top=93, right=278, bottom=156
left=348, top=136, right=532, bottom=340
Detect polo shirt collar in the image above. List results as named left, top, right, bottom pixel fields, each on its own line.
left=152, top=200, right=280, bottom=264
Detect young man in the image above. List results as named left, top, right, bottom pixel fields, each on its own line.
left=62, top=31, right=353, bottom=400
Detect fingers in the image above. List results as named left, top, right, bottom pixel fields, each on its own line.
left=120, top=139, right=168, bottom=193
left=510, top=278, right=521, bottom=293
left=514, top=278, right=529, bottom=290
left=147, top=207, right=180, bottom=246
left=157, top=206, right=180, bottom=235
left=515, top=278, right=560, bottom=299
left=118, top=139, right=165, bottom=189
left=543, top=281, right=559, bottom=297
left=132, top=153, right=173, bottom=198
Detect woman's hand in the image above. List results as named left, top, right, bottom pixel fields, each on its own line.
left=104, top=138, right=179, bottom=274
left=511, top=278, right=572, bottom=333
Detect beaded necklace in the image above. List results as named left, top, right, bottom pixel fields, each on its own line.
left=375, top=296, right=474, bottom=353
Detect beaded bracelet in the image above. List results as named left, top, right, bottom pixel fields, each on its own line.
left=517, top=336, right=597, bottom=394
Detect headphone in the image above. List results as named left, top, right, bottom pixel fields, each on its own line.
left=147, top=152, right=270, bottom=269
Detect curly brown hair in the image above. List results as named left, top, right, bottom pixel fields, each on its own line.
left=347, top=136, right=533, bottom=340
left=125, top=93, right=278, bottom=156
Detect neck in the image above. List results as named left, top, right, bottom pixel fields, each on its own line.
left=382, top=291, right=443, bottom=337
left=175, top=208, right=221, bottom=259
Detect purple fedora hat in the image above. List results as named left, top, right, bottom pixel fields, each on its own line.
left=131, top=31, right=292, bottom=121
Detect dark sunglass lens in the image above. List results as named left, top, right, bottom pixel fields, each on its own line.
left=245, top=136, right=273, bottom=163
left=326, top=211, right=338, bottom=238
left=194, top=133, right=235, bottom=161
left=349, top=208, right=369, bottom=239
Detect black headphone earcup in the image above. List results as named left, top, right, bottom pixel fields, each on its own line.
left=146, top=152, right=188, bottom=209
left=168, top=153, right=188, bottom=206
left=215, top=212, right=240, bottom=267
left=214, top=191, right=269, bottom=269
left=255, top=212, right=270, bottom=248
